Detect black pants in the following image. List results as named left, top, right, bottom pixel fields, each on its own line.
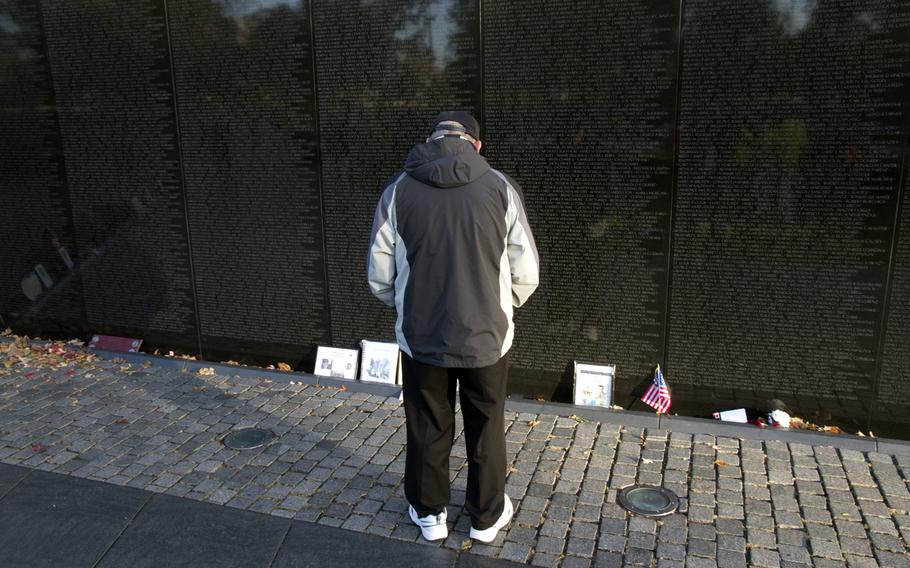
left=401, top=352, right=508, bottom=530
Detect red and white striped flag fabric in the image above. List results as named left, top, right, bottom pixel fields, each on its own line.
left=641, top=364, right=671, bottom=414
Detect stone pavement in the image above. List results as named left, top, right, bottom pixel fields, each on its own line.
left=1, top=344, right=910, bottom=567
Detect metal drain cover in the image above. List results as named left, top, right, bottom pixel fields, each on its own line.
left=618, top=485, right=679, bottom=517
left=223, top=428, right=275, bottom=450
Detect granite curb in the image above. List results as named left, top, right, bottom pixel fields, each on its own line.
left=84, top=343, right=910, bottom=457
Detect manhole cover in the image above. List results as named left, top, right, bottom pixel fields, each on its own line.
left=223, top=428, right=275, bottom=450
left=618, top=485, right=679, bottom=517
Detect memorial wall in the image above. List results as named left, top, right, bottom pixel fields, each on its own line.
left=1, top=0, right=908, bottom=429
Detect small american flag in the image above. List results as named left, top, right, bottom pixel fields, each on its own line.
left=641, top=364, right=671, bottom=414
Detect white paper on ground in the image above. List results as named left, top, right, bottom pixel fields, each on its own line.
left=712, top=408, right=748, bottom=423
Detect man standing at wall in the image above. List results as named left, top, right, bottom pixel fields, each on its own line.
left=367, top=111, right=539, bottom=542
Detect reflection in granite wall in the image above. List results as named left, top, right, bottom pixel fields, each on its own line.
left=38, top=0, right=198, bottom=351
left=669, top=1, right=910, bottom=405
left=0, top=0, right=84, bottom=333
left=165, top=0, right=330, bottom=362
left=311, top=0, right=481, bottom=347
left=881, top=164, right=910, bottom=400
left=483, top=0, right=678, bottom=397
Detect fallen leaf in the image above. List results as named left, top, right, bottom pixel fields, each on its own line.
left=197, top=367, right=215, bottom=376
left=528, top=420, right=540, bottom=428
left=459, top=539, right=472, bottom=552
left=31, top=442, right=48, bottom=454
left=115, top=418, right=130, bottom=425
left=715, top=459, right=729, bottom=468
left=278, top=362, right=292, bottom=372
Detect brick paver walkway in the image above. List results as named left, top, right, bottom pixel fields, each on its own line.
left=1, top=343, right=909, bottom=567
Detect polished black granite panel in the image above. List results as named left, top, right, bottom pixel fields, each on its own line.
left=483, top=0, right=679, bottom=397
left=39, top=0, right=198, bottom=351
left=669, top=1, right=910, bottom=398
left=165, top=0, right=330, bottom=363
left=0, top=0, right=85, bottom=334
left=312, top=0, right=481, bottom=347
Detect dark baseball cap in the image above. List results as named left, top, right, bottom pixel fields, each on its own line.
left=430, top=111, right=480, bottom=140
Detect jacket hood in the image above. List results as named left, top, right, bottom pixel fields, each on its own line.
left=404, top=137, right=490, bottom=188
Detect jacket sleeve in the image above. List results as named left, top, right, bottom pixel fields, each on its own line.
left=366, top=183, right=398, bottom=307
left=502, top=175, right=540, bottom=307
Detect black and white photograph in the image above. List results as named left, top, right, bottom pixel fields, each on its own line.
left=359, top=340, right=400, bottom=384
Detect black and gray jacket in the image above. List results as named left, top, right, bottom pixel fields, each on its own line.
left=367, top=136, right=539, bottom=368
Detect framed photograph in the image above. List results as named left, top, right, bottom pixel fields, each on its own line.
left=314, top=346, right=359, bottom=380
left=573, top=361, right=616, bottom=408
left=359, top=340, right=400, bottom=384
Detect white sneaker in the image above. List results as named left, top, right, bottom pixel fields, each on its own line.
left=408, top=505, right=448, bottom=541
left=469, top=494, right=513, bottom=543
